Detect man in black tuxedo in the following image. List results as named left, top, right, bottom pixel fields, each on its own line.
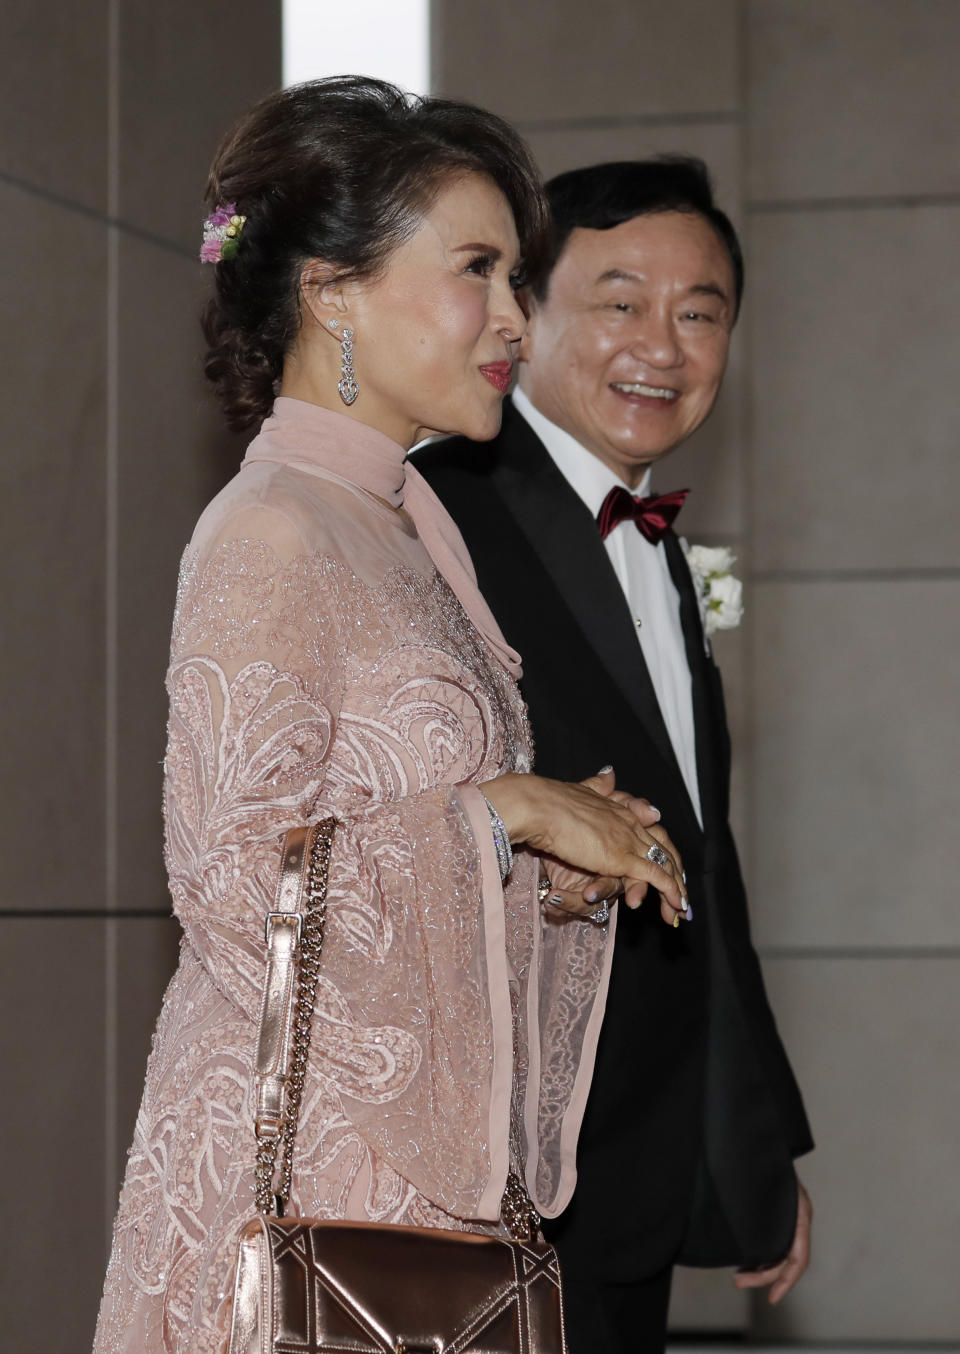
left=416, top=159, right=813, bottom=1352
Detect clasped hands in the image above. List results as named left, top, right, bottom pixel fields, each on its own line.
left=482, top=766, right=689, bottom=927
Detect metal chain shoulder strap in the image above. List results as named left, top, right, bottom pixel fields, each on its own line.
left=501, top=1169, right=539, bottom=1243
left=250, top=815, right=539, bottom=1241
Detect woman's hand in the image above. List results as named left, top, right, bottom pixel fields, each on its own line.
left=482, top=768, right=688, bottom=925
left=538, top=773, right=687, bottom=924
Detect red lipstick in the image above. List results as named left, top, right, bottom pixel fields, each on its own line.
left=480, top=361, right=513, bottom=394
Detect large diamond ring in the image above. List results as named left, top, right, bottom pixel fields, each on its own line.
left=588, top=899, right=611, bottom=925
left=646, top=843, right=670, bottom=870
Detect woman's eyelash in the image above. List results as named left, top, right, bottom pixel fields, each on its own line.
left=465, top=253, right=496, bottom=276
left=464, top=254, right=526, bottom=289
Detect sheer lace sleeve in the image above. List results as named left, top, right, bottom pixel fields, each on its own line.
left=163, top=503, right=513, bottom=1219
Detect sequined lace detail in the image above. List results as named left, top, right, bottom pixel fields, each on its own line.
left=94, top=489, right=609, bottom=1353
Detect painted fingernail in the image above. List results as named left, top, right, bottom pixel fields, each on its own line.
left=547, top=894, right=565, bottom=908
left=682, top=869, right=687, bottom=884
left=672, top=914, right=680, bottom=928
left=585, top=889, right=601, bottom=903
left=596, top=764, right=613, bottom=774
left=648, top=804, right=661, bottom=821
left=684, top=903, right=694, bottom=922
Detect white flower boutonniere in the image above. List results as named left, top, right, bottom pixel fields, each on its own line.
left=681, top=542, right=744, bottom=638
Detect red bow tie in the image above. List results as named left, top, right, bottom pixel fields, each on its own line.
left=596, top=485, right=690, bottom=544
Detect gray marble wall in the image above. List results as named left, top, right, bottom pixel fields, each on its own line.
left=434, top=0, right=960, bottom=1341
left=0, top=3, right=279, bottom=1345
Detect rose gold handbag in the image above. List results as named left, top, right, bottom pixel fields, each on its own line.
left=229, top=819, right=567, bottom=1354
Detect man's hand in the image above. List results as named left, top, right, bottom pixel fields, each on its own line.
left=733, top=1180, right=812, bottom=1304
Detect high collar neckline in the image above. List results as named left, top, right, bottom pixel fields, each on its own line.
left=244, top=397, right=409, bottom=508
left=239, top=396, right=523, bottom=679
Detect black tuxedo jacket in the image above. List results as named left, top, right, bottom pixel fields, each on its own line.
left=416, top=400, right=813, bottom=1280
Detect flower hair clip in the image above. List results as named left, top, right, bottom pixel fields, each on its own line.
left=200, top=203, right=246, bottom=263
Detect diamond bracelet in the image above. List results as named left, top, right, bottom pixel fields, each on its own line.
left=482, top=795, right=514, bottom=882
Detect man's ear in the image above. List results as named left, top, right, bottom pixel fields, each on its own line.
left=299, top=261, right=349, bottom=335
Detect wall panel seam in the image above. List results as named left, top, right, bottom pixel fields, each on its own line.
left=752, top=569, right=960, bottom=584
left=758, top=947, right=960, bottom=961
left=0, top=909, right=172, bottom=919
left=0, top=169, right=194, bottom=259
left=104, top=0, right=120, bottom=1257
left=513, top=111, right=741, bottom=134
left=750, top=193, right=960, bottom=215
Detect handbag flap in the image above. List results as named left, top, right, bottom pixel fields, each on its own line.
left=266, top=1217, right=564, bottom=1353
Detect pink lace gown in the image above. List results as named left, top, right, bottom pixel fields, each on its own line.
left=94, top=399, right=615, bottom=1353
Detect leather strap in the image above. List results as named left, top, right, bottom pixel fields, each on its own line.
left=252, top=819, right=337, bottom=1215
left=253, top=826, right=311, bottom=1138
left=249, top=816, right=539, bottom=1237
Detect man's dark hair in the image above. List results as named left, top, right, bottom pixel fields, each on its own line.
left=531, top=155, right=744, bottom=317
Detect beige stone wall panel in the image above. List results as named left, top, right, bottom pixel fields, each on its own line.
left=434, top=0, right=740, bottom=123
left=118, top=0, right=281, bottom=251
left=750, top=579, right=960, bottom=950
left=0, top=0, right=108, bottom=210
left=524, top=118, right=742, bottom=214
left=669, top=1264, right=749, bottom=1330
left=748, top=205, right=960, bottom=572
left=1, top=187, right=108, bottom=912
left=748, top=0, right=960, bottom=202
left=0, top=919, right=108, bottom=1347
left=756, top=956, right=960, bottom=1340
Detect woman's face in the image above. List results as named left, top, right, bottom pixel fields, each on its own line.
left=339, top=173, right=527, bottom=447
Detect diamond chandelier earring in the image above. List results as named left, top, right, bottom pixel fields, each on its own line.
left=328, top=317, right=358, bottom=405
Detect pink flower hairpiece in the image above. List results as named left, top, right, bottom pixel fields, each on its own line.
left=200, top=203, right=246, bottom=263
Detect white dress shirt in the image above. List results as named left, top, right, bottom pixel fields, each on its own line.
left=512, top=387, right=702, bottom=825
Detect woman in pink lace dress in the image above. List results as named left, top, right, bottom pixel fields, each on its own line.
left=94, top=78, right=688, bottom=1352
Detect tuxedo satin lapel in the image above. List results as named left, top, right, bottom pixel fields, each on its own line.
left=491, top=404, right=697, bottom=821
left=664, top=531, right=725, bottom=840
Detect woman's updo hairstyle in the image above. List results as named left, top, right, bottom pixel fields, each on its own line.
left=202, top=75, right=550, bottom=432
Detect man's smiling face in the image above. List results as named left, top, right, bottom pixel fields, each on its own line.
left=518, top=209, right=736, bottom=489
